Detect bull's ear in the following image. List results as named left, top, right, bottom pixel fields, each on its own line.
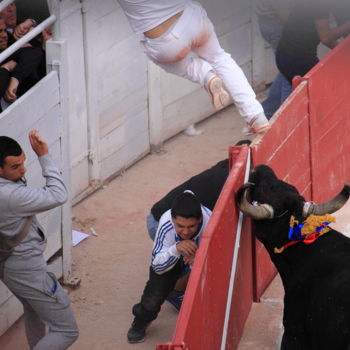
left=236, top=182, right=255, bottom=205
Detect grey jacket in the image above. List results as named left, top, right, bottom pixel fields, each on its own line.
left=0, top=154, right=67, bottom=269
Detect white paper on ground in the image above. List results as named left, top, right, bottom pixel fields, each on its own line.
left=72, top=230, right=90, bottom=246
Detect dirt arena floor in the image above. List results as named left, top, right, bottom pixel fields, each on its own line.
left=1, top=99, right=350, bottom=350
left=0, top=104, right=252, bottom=350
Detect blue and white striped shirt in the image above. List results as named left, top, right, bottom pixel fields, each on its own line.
left=151, top=205, right=211, bottom=274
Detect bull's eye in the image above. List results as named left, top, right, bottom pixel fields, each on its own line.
left=252, top=201, right=259, bottom=206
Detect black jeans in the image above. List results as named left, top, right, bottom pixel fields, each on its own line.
left=276, top=51, right=319, bottom=84
left=132, top=259, right=186, bottom=324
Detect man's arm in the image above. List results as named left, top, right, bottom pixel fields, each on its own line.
left=315, top=18, right=350, bottom=49
left=8, top=130, right=68, bottom=215
left=0, top=66, right=11, bottom=100
left=151, top=219, right=181, bottom=275
left=4, top=47, right=42, bottom=102
left=12, top=19, right=36, bottom=41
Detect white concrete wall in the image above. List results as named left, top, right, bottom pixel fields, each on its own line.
left=50, top=0, right=90, bottom=199
left=81, top=0, right=150, bottom=184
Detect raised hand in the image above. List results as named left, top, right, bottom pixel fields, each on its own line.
left=29, top=130, right=49, bottom=157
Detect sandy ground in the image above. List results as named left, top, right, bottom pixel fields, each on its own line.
left=1, top=99, right=350, bottom=350
left=0, top=104, right=250, bottom=350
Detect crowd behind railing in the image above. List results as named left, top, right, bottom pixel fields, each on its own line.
left=0, top=0, right=55, bottom=113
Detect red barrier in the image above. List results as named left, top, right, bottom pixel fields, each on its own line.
left=157, top=146, right=253, bottom=350
left=251, top=80, right=312, bottom=300
left=157, top=36, right=350, bottom=349
left=305, top=36, right=350, bottom=202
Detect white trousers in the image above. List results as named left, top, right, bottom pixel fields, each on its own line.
left=141, top=0, right=263, bottom=122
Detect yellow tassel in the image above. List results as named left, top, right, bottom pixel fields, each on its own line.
left=274, top=246, right=285, bottom=254
left=301, top=214, right=336, bottom=236
left=289, top=215, right=298, bottom=228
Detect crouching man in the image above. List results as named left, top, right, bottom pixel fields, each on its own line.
left=0, top=130, right=78, bottom=350
left=127, top=190, right=211, bottom=343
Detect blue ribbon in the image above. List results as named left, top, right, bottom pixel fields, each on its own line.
left=288, top=222, right=330, bottom=241
left=288, top=223, right=305, bottom=241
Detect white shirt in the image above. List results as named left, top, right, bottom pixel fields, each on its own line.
left=151, top=205, right=212, bottom=275
left=118, top=0, right=187, bottom=34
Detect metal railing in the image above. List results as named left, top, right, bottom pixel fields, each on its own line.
left=0, top=0, right=14, bottom=12
left=0, top=0, right=56, bottom=64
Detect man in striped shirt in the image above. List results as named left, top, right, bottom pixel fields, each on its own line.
left=127, top=191, right=211, bottom=343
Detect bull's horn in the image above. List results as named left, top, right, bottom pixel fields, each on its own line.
left=303, top=184, right=350, bottom=216
left=236, top=183, right=274, bottom=220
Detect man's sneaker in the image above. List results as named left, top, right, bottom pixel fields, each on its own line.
left=243, top=113, right=271, bottom=136
left=166, top=290, right=184, bottom=312
left=127, top=319, right=151, bottom=344
left=206, top=75, right=230, bottom=110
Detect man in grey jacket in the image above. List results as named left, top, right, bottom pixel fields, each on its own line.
left=0, top=130, right=78, bottom=349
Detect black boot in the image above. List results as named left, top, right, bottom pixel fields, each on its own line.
left=127, top=318, right=151, bottom=343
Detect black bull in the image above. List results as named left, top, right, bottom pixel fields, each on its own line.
left=236, top=164, right=350, bottom=350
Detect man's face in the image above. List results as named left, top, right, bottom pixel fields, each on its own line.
left=0, top=2, right=17, bottom=29
left=0, top=20, right=8, bottom=49
left=0, top=152, right=26, bottom=181
left=172, top=216, right=202, bottom=240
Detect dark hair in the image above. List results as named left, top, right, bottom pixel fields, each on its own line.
left=171, top=191, right=202, bottom=219
left=235, top=139, right=251, bottom=146
left=0, top=136, right=22, bottom=167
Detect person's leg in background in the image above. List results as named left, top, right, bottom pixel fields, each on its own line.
left=280, top=74, right=292, bottom=105
left=262, top=73, right=291, bottom=119
left=146, top=212, right=159, bottom=241
left=258, top=15, right=292, bottom=119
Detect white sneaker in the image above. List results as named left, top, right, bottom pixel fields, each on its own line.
left=243, top=113, right=271, bottom=136
left=184, top=124, right=204, bottom=136
left=206, top=76, right=230, bottom=110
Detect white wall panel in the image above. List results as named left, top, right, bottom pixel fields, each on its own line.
left=58, top=1, right=90, bottom=198
left=82, top=0, right=150, bottom=182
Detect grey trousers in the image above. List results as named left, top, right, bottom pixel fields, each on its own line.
left=3, top=266, right=79, bottom=350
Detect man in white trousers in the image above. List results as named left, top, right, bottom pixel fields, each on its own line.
left=118, top=0, right=271, bottom=136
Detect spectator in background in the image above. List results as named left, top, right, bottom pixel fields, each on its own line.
left=332, top=0, right=350, bottom=37
left=118, top=0, right=271, bottom=137
left=276, top=0, right=350, bottom=84
left=0, top=0, right=52, bottom=79
left=0, top=17, right=42, bottom=112
left=256, top=0, right=293, bottom=119
left=0, top=1, right=37, bottom=44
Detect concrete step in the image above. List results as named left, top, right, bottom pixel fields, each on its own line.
left=237, top=275, right=284, bottom=350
